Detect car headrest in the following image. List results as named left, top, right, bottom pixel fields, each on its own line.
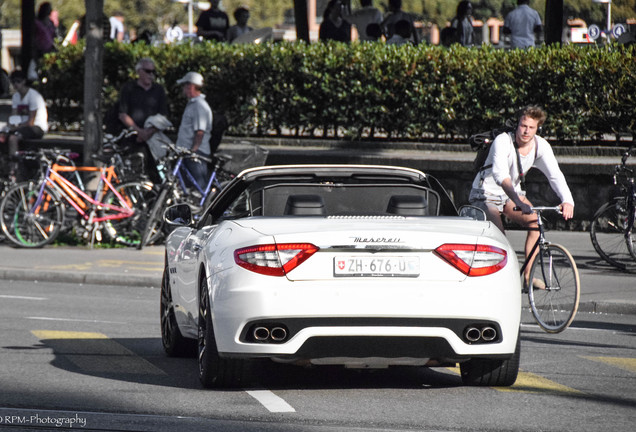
left=284, top=194, right=326, bottom=216
left=386, top=195, right=428, bottom=216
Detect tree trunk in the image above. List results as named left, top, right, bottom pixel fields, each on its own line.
left=83, top=0, right=104, bottom=166
left=21, top=0, right=35, bottom=73
left=294, top=0, right=310, bottom=43
left=544, top=0, right=564, bottom=45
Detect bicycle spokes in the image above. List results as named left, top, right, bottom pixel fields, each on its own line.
left=528, top=244, right=580, bottom=333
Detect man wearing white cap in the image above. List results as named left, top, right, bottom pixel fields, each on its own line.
left=175, top=71, right=213, bottom=188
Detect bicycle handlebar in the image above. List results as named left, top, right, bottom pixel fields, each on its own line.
left=161, top=141, right=213, bottom=164
left=103, top=128, right=137, bottom=143
left=614, top=146, right=634, bottom=184
left=514, top=205, right=562, bottom=214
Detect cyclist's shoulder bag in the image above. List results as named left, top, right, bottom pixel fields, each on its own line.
left=469, top=120, right=516, bottom=174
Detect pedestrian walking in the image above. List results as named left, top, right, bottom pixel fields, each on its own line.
left=503, top=0, right=543, bottom=48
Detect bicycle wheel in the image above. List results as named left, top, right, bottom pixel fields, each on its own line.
left=102, top=181, right=158, bottom=247
left=590, top=200, right=636, bottom=270
left=527, top=243, right=580, bottom=333
left=626, top=193, right=636, bottom=262
left=139, top=186, right=171, bottom=249
left=0, top=181, right=64, bottom=248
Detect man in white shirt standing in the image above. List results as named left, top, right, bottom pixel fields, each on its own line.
left=175, top=72, right=213, bottom=188
left=468, top=106, right=574, bottom=288
left=503, top=0, right=542, bottom=48
left=342, top=0, right=383, bottom=41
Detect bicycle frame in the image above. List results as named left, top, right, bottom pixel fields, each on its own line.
left=31, top=164, right=134, bottom=224
left=171, top=157, right=222, bottom=207
left=519, top=207, right=565, bottom=291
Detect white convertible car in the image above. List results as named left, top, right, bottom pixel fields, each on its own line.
left=160, top=165, right=521, bottom=388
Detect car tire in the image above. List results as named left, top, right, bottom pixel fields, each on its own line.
left=160, top=258, right=196, bottom=357
left=460, top=332, right=520, bottom=387
left=197, top=275, right=249, bottom=388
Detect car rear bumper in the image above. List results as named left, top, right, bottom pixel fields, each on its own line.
left=208, top=274, right=521, bottom=362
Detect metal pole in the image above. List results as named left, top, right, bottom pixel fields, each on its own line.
left=188, top=0, right=194, bottom=35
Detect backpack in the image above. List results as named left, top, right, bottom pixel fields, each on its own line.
left=468, top=120, right=516, bottom=174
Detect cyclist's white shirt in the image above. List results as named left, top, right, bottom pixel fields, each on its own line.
left=471, top=132, right=574, bottom=206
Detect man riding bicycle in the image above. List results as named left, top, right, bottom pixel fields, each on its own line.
left=468, top=106, right=575, bottom=289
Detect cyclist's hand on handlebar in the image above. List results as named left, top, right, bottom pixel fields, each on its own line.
left=514, top=203, right=534, bottom=215
left=560, top=202, right=574, bottom=220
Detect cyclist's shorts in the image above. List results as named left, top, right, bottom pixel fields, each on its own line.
left=469, top=189, right=525, bottom=213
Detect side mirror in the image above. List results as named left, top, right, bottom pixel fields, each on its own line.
left=164, top=203, right=194, bottom=226
left=458, top=205, right=487, bottom=221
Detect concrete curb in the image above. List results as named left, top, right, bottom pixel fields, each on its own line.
left=578, top=300, right=636, bottom=316
left=0, top=268, right=161, bottom=288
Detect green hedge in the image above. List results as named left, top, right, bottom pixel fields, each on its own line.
left=40, top=41, right=636, bottom=143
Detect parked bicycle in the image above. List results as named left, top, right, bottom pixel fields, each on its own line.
left=518, top=206, right=581, bottom=333
left=0, top=148, right=156, bottom=248
left=100, top=128, right=148, bottom=183
left=590, top=145, right=636, bottom=271
left=138, top=142, right=233, bottom=249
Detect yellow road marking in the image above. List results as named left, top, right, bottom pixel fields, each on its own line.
left=498, top=371, right=581, bottom=394
left=142, top=249, right=164, bottom=256
left=32, top=330, right=165, bottom=376
left=583, top=356, right=636, bottom=374
left=96, top=260, right=161, bottom=268
left=36, top=263, right=92, bottom=271
left=32, top=330, right=108, bottom=339
left=446, top=366, right=581, bottom=394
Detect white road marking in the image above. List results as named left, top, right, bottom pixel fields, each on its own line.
left=245, top=390, right=295, bottom=413
left=27, top=316, right=127, bottom=324
left=0, top=294, right=47, bottom=300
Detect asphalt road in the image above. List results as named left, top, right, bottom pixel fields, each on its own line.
left=0, top=276, right=634, bottom=432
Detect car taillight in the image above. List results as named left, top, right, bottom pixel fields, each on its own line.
left=234, top=243, right=319, bottom=277
left=434, top=244, right=507, bottom=277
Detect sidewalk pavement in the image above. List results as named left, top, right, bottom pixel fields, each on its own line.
left=0, top=244, right=164, bottom=288
left=0, top=231, right=634, bottom=316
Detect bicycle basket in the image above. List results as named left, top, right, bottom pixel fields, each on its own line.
left=221, top=142, right=269, bottom=175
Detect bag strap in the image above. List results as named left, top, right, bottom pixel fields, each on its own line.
left=479, top=131, right=539, bottom=181
left=509, top=132, right=526, bottom=190
left=511, top=133, right=539, bottom=191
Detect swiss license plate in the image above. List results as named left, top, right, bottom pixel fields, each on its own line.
left=334, top=256, right=420, bottom=277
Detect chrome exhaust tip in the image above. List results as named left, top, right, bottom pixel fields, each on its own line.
left=464, top=327, right=481, bottom=343
left=253, top=327, right=270, bottom=341
left=481, top=326, right=497, bottom=342
left=270, top=327, right=288, bottom=342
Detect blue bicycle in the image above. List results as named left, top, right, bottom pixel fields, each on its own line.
left=138, top=142, right=233, bottom=248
